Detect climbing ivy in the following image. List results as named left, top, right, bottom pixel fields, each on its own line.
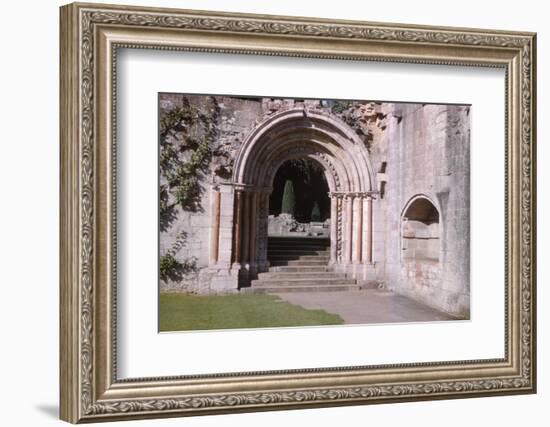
left=331, top=100, right=353, bottom=114
left=159, top=253, right=198, bottom=282
left=159, top=98, right=220, bottom=280
left=159, top=253, right=182, bottom=281
left=160, top=102, right=218, bottom=217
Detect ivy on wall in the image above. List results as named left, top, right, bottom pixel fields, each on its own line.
left=160, top=101, right=218, bottom=215
left=159, top=97, right=220, bottom=280
left=159, top=253, right=198, bottom=282
left=330, top=100, right=353, bottom=114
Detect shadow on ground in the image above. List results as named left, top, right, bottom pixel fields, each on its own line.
left=35, top=404, right=58, bottom=419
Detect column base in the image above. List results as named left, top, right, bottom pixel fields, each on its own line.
left=229, top=262, right=252, bottom=289
left=356, top=263, right=378, bottom=288
left=257, top=260, right=270, bottom=273
left=206, top=264, right=240, bottom=293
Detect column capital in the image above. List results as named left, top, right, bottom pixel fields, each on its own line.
left=233, top=183, right=271, bottom=194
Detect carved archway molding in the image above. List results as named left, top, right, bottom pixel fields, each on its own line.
left=210, top=108, right=378, bottom=287
left=233, top=108, right=375, bottom=192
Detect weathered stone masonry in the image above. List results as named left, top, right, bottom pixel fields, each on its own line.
left=159, top=95, right=470, bottom=317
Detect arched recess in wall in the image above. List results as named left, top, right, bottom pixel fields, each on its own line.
left=401, top=194, right=441, bottom=262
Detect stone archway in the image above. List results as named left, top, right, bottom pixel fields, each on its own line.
left=207, top=108, right=377, bottom=289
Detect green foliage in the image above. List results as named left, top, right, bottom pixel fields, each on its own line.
left=281, top=179, right=296, bottom=216
left=159, top=254, right=182, bottom=281
left=270, top=159, right=330, bottom=222
left=331, top=100, right=353, bottom=114
left=158, top=98, right=219, bottom=282
left=159, top=293, right=344, bottom=332
left=286, top=159, right=324, bottom=185
left=159, top=253, right=197, bottom=281
left=311, top=201, right=321, bottom=221
left=159, top=99, right=219, bottom=216
left=160, top=106, right=197, bottom=137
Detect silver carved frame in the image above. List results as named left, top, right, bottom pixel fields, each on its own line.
left=59, top=2, right=537, bottom=423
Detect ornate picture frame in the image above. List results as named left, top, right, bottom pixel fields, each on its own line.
left=60, top=2, right=536, bottom=423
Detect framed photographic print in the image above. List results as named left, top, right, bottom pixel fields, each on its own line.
left=60, top=2, right=537, bottom=423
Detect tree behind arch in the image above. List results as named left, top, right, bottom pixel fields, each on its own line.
left=281, top=179, right=296, bottom=216
left=311, top=201, right=321, bottom=221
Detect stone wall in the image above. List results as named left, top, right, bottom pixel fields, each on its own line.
left=158, top=94, right=470, bottom=317
left=378, top=104, right=470, bottom=317
left=159, top=95, right=265, bottom=293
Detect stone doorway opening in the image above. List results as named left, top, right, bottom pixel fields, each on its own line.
left=270, top=159, right=330, bottom=222
left=224, top=108, right=376, bottom=290
left=268, top=158, right=331, bottom=238
left=255, top=158, right=339, bottom=292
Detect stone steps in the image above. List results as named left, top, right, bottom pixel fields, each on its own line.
left=268, top=254, right=330, bottom=262
left=245, top=236, right=358, bottom=294
left=271, top=259, right=329, bottom=266
left=267, top=242, right=330, bottom=249
left=267, top=249, right=329, bottom=256
left=268, top=247, right=329, bottom=253
left=252, top=278, right=357, bottom=287
left=296, top=255, right=330, bottom=261
left=268, top=237, right=330, bottom=243
left=268, top=265, right=331, bottom=273
left=268, top=238, right=330, bottom=249
left=245, top=284, right=360, bottom=293
left=258, top=271, right=342, bottom=280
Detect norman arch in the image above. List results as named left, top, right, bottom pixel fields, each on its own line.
left=233, top=108, right=375, bottom=191
left=218, top=108, right=377, bottom=286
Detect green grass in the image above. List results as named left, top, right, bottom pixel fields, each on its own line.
left=159, top=293, right=344, bottom=332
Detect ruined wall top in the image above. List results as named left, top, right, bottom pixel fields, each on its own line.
left=159, top=94, right=391, bottom=187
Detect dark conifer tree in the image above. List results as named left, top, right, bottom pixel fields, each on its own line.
left=281, top=179, right=296, bottom=216
left=311, top=201, right=321, bottom=221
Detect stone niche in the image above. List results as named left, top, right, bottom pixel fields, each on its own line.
left=400, top=196, right=442, bottom=292
left=402, top=220, right=440, bottom=261
left=401, top=197, right=440, bottom=262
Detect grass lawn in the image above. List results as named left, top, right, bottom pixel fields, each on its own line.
left=159, top=293, right=344, bottom=332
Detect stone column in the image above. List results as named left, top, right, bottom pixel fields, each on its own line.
left=336, top=195, right=343, bottom=263
left=329, top=194, right=338, bottom=264
left=232, top=189, right=244, bottom=264
left=249, top=191, right=258, bottom=271
left=241, top=191, right=251, bottom=265
left=209, top=188, right=221, bottom=265
left=364, top=195, right=373, bottom=264
left=344, top=194, right=354, bottom=264
left=257, top=191, right=270, bottom=272
left=216, top=184, right=236, bottom=268
left=209, top=184, right=241, bottom=292
left=353, top=194, right=363, bottom=263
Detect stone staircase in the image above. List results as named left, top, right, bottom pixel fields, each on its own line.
left=248, top=236, right=359, bottom=293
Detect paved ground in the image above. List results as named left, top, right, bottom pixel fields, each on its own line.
left=273, top=289, right=458, bottom=324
